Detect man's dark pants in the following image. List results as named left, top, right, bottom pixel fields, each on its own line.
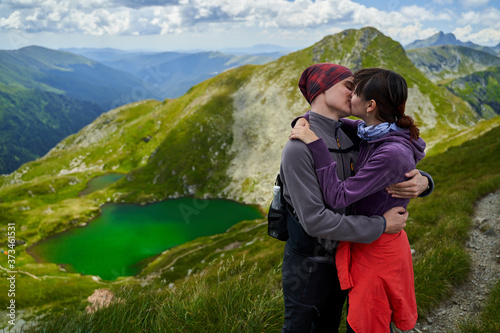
left=281, top=242, right=347, bottom=333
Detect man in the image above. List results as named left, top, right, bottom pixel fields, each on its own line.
left=280, top=63, right=432, bottom=332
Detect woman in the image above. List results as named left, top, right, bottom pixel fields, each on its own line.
left=290, top=68, right=424, bottom=332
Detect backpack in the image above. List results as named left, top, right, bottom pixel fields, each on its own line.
left=266, top=174, right=336, bottom=256
left=267, top=174, right=289, bottom=241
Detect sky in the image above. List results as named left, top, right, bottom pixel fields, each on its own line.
left=0, top=0, right=499, bottom=52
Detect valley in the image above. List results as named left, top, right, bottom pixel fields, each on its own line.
left=0, top=27, right=499, bottom=331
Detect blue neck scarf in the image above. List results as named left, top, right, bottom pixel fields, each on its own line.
left=357, top=122, right=401, bottom=141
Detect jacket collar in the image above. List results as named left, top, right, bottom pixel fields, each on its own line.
left=308, top=111, right=342, bottom=136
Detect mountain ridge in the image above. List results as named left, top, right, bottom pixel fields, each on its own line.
left=0, top=45, right=143, bottom=109
left=1, top=27, right=478, bottom=206
left=0, top=46, right=147, bottom=174
left=1, top=27, right=500, bottom=330
left=406, top=44, right=500, bottom=82
left=405, top=31, right=498, bottom=55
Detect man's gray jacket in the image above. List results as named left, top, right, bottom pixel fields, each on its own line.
left=280, top=111, right=386, bottom=253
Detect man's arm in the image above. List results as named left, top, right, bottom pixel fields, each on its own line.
left=386, top=169, right=434, bottom=198
left=280, top=139, right=405, bottom=243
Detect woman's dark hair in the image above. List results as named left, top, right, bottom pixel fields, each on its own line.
left=353, top=68, right=420, bottom=140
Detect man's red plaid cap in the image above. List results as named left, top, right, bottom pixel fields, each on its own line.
left=298, top=63, right=353, bottom=104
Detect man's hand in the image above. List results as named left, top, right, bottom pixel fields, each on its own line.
left=386, top=169, right=429, bottom=199
left=383, top=206, right=408, bottom=234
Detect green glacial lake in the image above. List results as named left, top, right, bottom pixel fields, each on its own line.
left=79, top=173, right=124, bottom=196
left=28, top=198, right=262, bottom=280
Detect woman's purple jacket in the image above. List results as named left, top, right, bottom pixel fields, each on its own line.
left=307, top=118, right=426, bottom=216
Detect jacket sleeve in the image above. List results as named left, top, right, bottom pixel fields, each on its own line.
left=418, top=170, right=434, bottom=197
left=340, top=118, right=359, bottom=135
left=307, top=138, right=414, bottom=209
left=280, top=139, right=386, bottom=244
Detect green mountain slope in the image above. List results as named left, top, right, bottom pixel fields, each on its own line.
left=0, top=46, right=143, bottom=110
left=0, top=27, right=496, bottom=328
left=0, top=46, right=148, bottom=174
left=406, top=45, right=500, bottom=83
left=0, top=27, right=479, bottom=224
left=446, top=66, right=500, bottom=119
left=0, top=84, right=102, bottom=174
left=117, top=27, right=477, bottom=203
left=25, top=116, right=500, bottom=332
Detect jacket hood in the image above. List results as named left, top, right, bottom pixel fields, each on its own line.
left=368, top=129, right=426, bottom=163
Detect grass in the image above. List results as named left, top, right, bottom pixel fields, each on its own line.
left=31, top=254, right=284, bottom=333
left=26, top=120, right=500, bottom=333
left=0, top=28, right=498, bottom=331
left=406, top=123, right=500, bottom=329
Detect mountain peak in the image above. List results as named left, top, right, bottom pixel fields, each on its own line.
left=309, top=27, right=407, bottom=72
left=405, top=31, right=499, bottom=56
left=405, top=31, right=461, bottom=49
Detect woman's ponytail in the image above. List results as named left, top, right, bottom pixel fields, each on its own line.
left=397, top=114, right=420, bottom=140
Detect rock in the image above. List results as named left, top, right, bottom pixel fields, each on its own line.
left=86, top=288, right=123, bottom=314
left=15, top=239, right=26, bottom=245
left=484, top=227, right=496, bottom=236
left=436, top=309, right=447, bottom=316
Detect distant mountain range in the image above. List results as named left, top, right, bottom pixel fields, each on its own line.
left=406, top=45, right=500, bottom=82
left=0, top=46, right=142, bottom=110
left=62, top=47, right=284, bottom=99
left=0, top=46, right=280, bottom=174
left=1, top=32, right=499, bottom=175
left=402, top=32, right=500, bottom=119
left=405, top=31, right=499, bottom=56
left=0, top=46, right=142, bottom=174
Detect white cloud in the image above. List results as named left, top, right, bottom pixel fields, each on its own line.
left=467, top=28, right=500, bottom=45
left=384, top=23, right=440, bottom=46
left=0, top=0, right=498, bottom=49
left=400, top=5, right=452, bottom=21
left=0, top=10, right=24, bottom=30
left=453, top=24, right=500, bottom=45
left=1, top=0, right=357, bottom=34
left=458, top=8, right=500, bottom=28
left=452, top=24, right=473, bottom=39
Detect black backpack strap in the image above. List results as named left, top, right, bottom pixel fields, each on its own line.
left=328, top=146, right=357, bottom=154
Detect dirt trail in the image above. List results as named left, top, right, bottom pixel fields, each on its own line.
left=396, top=190, right=500, bottom=333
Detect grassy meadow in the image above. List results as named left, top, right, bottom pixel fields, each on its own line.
left=23, top=117, right=500, bottom=332
left=0, top=28, right=498, bottom=332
